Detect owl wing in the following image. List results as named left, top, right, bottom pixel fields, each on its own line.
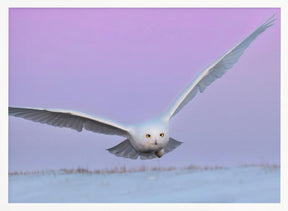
left=9, top=107, right=130, bottom=137
left=163, top=15, right=276, bottom=120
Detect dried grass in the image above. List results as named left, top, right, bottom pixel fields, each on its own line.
left=8, top=163, right=279, bottom=176
left=240, top=163, right=280, bottom=169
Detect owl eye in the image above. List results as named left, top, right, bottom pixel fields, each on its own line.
left=160, top=133, right=164, bottom=137
left=146, top=134, right=151, bottom=138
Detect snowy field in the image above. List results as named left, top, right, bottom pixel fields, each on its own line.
left=9, top=166, right=280, bottom=203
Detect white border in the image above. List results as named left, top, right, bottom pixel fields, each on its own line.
left=1, top=0, right=287, bottom=211
left=5, top=0, right=287, bottom=8
left=0, top=0, right=9, bottom=209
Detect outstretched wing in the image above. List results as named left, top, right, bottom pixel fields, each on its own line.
left=9, top=107, right=129, bottom=137
left=163, top=15, right=276, bottom=120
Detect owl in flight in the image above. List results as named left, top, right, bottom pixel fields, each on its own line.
left=9, top=16, right=275, bottom=160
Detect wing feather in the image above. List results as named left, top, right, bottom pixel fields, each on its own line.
left=9, top=107, right=129, bottom=137
left=164, top=15, right=276, bottom=119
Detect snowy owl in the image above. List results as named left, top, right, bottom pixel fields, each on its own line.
left=9, top=16, right=276, bottom=160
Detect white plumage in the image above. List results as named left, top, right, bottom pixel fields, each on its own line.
left=9, top=16, right=275, bottom=160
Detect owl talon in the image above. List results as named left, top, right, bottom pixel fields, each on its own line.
left=155, top=149, right=164, bottom=158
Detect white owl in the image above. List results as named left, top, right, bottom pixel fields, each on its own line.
left=9, top=15, right=276, bottom=160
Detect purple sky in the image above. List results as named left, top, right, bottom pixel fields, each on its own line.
left=9, top=8, right=280, bottom=171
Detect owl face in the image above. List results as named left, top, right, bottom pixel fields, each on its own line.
left=130, top=120, right=169, bottom=152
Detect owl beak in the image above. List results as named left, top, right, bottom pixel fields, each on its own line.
left=154, top=140, right=158, bottom=145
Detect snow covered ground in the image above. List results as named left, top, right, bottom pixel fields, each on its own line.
left=9, top=166, right=280, bottom=203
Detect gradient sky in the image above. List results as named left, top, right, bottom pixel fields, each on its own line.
left=9, top=8, right=280, bottom=171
